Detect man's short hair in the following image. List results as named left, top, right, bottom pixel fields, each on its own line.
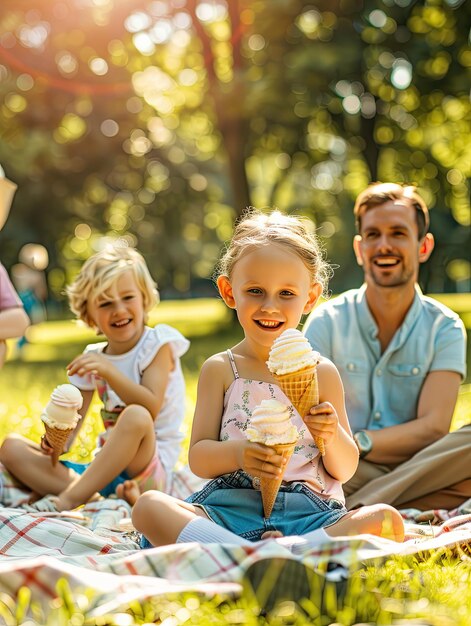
left=353, top=182, right=430, bottom=239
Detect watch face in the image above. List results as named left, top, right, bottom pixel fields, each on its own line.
left=356, top=431, right=372, bottom=455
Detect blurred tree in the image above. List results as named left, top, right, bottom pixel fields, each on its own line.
left=0, top=0, right=469, bottom=302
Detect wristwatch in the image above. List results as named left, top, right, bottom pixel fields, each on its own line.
left=354, top=430, right=373, bottom=459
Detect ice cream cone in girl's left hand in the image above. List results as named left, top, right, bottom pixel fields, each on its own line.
left=41, top=384, right=83, bottom=465
left=246, top=399, right=298, bottom=518
left=267, top=329, right=325, bottom=456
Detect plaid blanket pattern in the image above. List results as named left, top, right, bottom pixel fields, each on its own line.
left=1, top=459, right=470, bottom=616
left=1, top=504, right=470, bottom=616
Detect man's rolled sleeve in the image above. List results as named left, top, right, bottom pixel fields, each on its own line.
left=430, top=315, right=467, bottom=380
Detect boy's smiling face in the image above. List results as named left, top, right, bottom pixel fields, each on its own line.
left=86, top=269, right=146, bottom=354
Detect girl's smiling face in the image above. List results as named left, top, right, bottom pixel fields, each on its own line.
left=218, top=243, right=320, bottom=350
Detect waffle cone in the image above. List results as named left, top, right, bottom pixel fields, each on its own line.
left=275, top=366, right=325, bottom=456
left=44, top=423, right=73, bottom=466
left=259, top=442, right=296, bottom=518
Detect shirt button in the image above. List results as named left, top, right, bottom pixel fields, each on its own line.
left=347, top=363, right=355, bottom=371
left=411, top=367, right=419, bottom=375
left=376, top=369, right=382, bottom=376
left=374, top=411, right=381, bottom=420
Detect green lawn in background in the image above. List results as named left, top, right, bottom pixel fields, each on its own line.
left=1, top=294, right=469, bottom=456
left=0, top=294, right=470, bottom=625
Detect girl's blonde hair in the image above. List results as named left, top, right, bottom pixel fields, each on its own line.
left=67, top=245, right=159, bottom=328
left=216, top=209, right=332, bottom=294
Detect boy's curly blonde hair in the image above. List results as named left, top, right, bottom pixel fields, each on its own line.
left=216, top=208, right=332, bottom=295
left=67, top=245, right=159, bottom=329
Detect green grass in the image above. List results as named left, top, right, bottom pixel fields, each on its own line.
left=0, top=294, right=470, bottom=625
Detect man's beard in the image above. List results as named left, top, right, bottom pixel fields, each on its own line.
left=368, top=264, right=415, bottom=288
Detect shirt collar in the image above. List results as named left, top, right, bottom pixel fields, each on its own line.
left=356, top=284, right=378, bottom=341
left=395, top=285, right=423, bottom=345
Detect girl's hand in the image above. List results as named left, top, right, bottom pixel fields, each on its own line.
left=39, top=434, right=54, bottom=456
left=67, top=352, right=111, bottom=379
left=236, top=440, right=287, bottom=479
left=303, top=402, right=339, bottom=450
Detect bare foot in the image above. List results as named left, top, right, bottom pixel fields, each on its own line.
left=27, top=491, right=42, bottom=505
left=116, top=480, right=140, bottom=506
left=53, top=493, right=75, bottom=511
left=261, top=530, right=283, bottom=540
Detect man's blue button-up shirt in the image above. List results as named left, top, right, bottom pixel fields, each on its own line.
left=304, top=285, right=467, bottom=433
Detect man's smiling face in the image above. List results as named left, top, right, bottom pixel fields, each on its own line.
left=354, top=200, right=425, bottom=289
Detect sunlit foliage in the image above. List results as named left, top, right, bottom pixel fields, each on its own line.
left=0, top=1, right=469, bottom=299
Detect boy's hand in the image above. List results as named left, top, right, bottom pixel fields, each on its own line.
left=67, top=352, right=111, bottom=379
left=39, top=434, right=55, bottom=456
left=303, top=402, right=339, bottom=450
left=236, top=440, right=287, bottom=479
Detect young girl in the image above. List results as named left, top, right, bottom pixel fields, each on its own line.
left=0, top=245, right=189, bottom=511
left=129, top=210, right=404, bottom=547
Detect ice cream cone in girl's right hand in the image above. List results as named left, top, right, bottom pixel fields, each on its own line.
left=246, top=399, right=298, bottom=518
left=267, top=329, right=325, bottom=456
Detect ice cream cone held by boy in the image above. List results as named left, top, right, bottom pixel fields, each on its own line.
left=41, top=384, right=83, bottom=465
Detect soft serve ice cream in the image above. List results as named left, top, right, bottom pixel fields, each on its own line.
left=267, top=328, right=319, bottom=375
left=246, top=399, right=299, bottom=446
left=246, top=399, right=299, bottom=518
left=41, top=384, right=83, bottom=465
left=267, top=329, right=325, bottom=456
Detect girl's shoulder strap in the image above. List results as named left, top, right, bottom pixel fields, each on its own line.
left=226, top=349, right=240, bottom=379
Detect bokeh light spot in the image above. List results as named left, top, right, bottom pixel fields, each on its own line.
left=89, top=57, right=108, bottom=76
left=248, top=34, right=265, bottom=51
left=75, top=223, right=92, bottom=240
left=133, top=32, right=155, bottom=55
left=101, top=119, right=119, bottom=137
left=125, top=12, right=152, bottom=33
left=369, top=10, right=387, bottom=28
left=17, top=73, right=34, bottom=91
left=391, top=59, right=412, bottom=89
left=56, top=51, right=78, bottom=76
left=342, top=95, right=361, bottom=114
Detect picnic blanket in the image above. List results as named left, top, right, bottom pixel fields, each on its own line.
left=1, top=461, right=471, bottom=617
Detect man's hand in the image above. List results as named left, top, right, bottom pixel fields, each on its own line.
left=303, top=402, right=339, bottom=450
left=67, top=352, right=111, bottom=380
left=236, top=440, right=287, bottom=479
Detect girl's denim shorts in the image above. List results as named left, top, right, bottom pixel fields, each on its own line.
left=185, top=470, right=347, bottom=542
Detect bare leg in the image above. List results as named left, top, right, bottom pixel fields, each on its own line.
left=132, top=490, right=209, bottom=547
left=326, top=504, right=405, bottom=542
left=0, top=434, right=75, bottom=495
left=55, top=405, right=156, bottom=511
